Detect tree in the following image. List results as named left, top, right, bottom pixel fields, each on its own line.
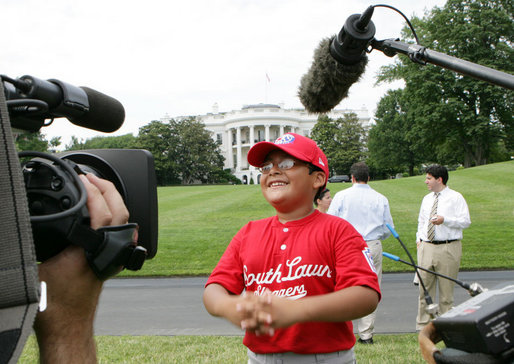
left=66, top=134, right=138, bottom=151
left=310, top=113, right=367, bottom=175
left=172, top=117, right=225, bottom=184
left=368, top=89, right=428, bottom=176
left=15, top=131, right=55, bottom=152
left=137, top=120, right=181, bottom=185
left=377, top=0, right=513, bottom=167
left=136, top=117, right=227, bottom=185
left=47, top=136, right=61, bottom=152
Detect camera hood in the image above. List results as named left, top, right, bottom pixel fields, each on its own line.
left=60, top=149, right=158, bottom=259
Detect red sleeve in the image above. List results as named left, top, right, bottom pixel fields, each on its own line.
left=332, top=218, right=381, bottom=300
left=205, top=225, right=246, bottom=295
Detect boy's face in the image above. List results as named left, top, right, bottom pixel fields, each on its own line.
left=260, top=150, right=325, bottom=212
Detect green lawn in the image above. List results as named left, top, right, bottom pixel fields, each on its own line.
left=123, top=160, right=514, bottom=277
left=19, top=334, right=440, bottom=363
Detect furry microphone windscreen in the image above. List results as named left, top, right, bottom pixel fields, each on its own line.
left=298, top=36, right=368, bottom=114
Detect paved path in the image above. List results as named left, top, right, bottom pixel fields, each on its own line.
left=94, top=270, right=513, bottom=336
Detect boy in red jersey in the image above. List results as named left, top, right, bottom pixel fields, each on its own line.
left=203, top=133, right=380, bottom=363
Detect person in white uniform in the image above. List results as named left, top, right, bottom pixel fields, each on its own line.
left=327, top=162, right=394, bottom=344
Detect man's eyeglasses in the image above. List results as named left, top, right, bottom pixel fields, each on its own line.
left=259, top=158, right=304, bottom=174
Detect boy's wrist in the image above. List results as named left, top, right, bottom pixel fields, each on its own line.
left=214, top=294, right=240, bottom=324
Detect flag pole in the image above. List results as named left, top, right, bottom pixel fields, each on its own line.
left=265, top=72, right=270, bottom=103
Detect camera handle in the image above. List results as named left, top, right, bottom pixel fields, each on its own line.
left=69, top=222, right=147, bottom=280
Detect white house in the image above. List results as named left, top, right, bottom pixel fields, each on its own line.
left=165, top=103, right=372, bottom=184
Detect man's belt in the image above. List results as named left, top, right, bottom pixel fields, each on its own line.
left=425, top=239, right=459, bottom=245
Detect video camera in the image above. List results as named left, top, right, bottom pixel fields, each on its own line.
left=2, top=74, right=158, bottom=279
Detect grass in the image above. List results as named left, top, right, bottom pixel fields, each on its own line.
left=123, top=160, right=514, bottom=276
left=19, top=333, right=439, bottom=363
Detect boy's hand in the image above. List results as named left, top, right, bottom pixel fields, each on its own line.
left=249, top=291, right=301, bottom=332
left=237, top=291, right=274, bottom=336
left=203, top=285, right=276, bottom=335
left=239, top=289, right=300, bottom=336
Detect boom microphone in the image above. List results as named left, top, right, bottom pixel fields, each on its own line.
left=3, top=75, right=125, bottom=132
left=298, top=6, right=375, bottom=113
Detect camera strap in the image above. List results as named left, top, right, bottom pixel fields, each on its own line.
left=0, top=77, right=40, bottom=363
left=68, top=222, right=147, bottom=280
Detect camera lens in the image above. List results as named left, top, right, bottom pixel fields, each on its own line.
left=51, top=177, right=63, bottom=190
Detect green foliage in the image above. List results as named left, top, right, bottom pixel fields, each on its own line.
left=376, top=0, right=513, bottom=167
left=310, top=113, right=367, bottom=175
left=66, top=133, right=138, bottom=150
left=368, top=89, right=427, bottom=177
left=172, top=117, right=225, bottom=184
left=211, top=168, right=242, bottom=185
left=137, top=120, right=181, bottom=185
left=14, top=131, right=54, bottom=152
left=136, top=117, right=227, bottom=185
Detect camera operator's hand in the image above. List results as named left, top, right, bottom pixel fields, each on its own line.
left=34, top=173, right=129, bottom=364
left=419, top=322, right=442, bottom=364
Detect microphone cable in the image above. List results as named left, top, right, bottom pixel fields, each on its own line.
left=386, top=223, right=439, bottom=318
left=382, top=251, right=484, bottom=297
left=371, top=4, right=420, bottom=44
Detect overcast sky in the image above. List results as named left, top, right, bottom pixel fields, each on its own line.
left=2, top=0, right=447, bottom=147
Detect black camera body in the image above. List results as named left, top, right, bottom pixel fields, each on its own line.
left=61, top=149, right=158, bottom=260
left=22, top=149, right=158, bottom=276
left=23, top=149, right=158, bottom=265
left=3, top=74, right=158, bottom=279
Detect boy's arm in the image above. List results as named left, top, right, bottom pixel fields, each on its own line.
left=250, top=285, right=379, bottom=331
left=204, top=283, right=271, bottom=331
left=203, top=283, right=238, bottom=325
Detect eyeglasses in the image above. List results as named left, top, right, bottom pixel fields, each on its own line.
left=259, top=158, right=303, bottom=174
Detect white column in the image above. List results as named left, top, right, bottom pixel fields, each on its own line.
left=280, top=125, right=284, bottom=136
left=265, top=124, right=270, bottom=141
left=227, top=129, right=233, bottom=169
left=236, top=127, right=242, bottom=171
left=249, top=125, right=256, bottom=174
left=249, top=125, right=255, bottom=147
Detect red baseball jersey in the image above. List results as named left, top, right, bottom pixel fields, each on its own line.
left=206, top=210, right=381, bottom=354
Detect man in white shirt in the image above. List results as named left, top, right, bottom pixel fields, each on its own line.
left=327, top=162, right=394, bottom=344
left=415, top=164, right=471, bottom=331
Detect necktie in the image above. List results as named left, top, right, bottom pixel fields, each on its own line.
left=427, top=192, right=439, bottom=241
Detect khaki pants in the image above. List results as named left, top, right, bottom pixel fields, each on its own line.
left=416, top=240, right=462, bottom=331
left=357, top=240, right=382, bottom=340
